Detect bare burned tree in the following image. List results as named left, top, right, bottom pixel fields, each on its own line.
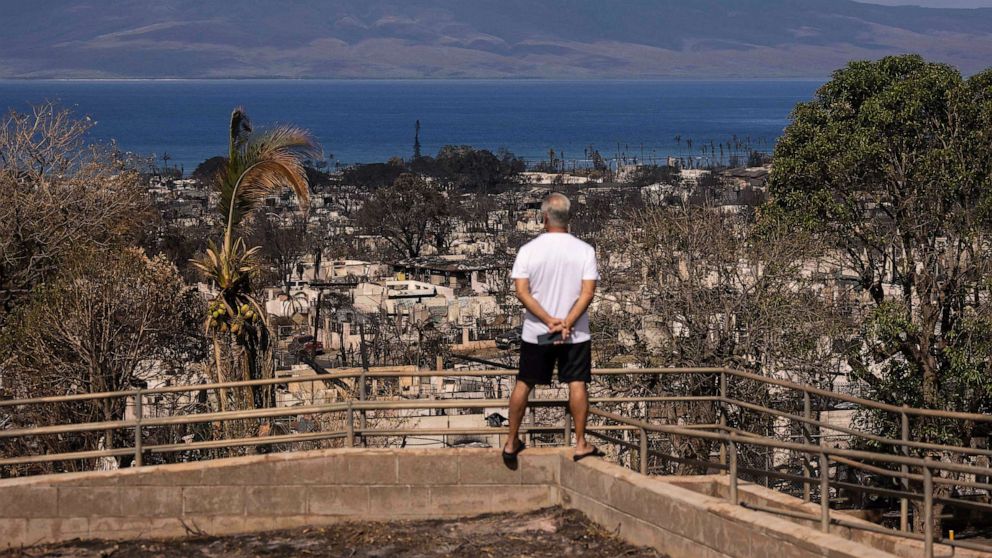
left=355, top=173, right=458, bottom=259
left=247, top=210, right=310, bottom=293
left=0, top=102, right=149, bottom=327
left=593, top=203, right=846, bottom=474
left=1, top=249, right=204, bottom=474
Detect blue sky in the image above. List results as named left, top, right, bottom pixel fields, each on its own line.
left=859, top=0, right=992, bottom=6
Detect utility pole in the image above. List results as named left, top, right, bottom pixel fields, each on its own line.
left=413, top=120, right=422, bottom=160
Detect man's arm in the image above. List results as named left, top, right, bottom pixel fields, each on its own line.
left=561, top=279, right=597, bottom=340
left=514, top=278, right=564, bottom=331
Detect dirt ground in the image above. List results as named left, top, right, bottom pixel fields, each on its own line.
left=1, top=507, right=667, bottom=558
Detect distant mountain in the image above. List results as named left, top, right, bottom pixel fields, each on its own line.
left=2, top=0, right=992, bottom=78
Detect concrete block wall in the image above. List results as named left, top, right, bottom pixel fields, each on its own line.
left=0, top=448, right=559, bottom=548
left=666, top=476, right=984, bottom=558
left=558, top=456, right=904, bottom=558
left=2, top=447, right=967, bottom=558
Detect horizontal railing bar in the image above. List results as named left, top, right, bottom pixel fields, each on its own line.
left=3, top=396, right=684, bottom=440
left=0, top=447, right=135, bottom=466
left=736, top=462, right=924, bottom=502
left=721, top=427, right=992, bottom=492
left=145, top=431, right=348, bottom=454
left=0, top=403, right=349, bottom=438
left=739, top=461, right=992, bottom=513
left=5, top=413, right=989, bottom=525
left=721, top=368, right=992, bottom=423
left=3, top=424, right=646, bottom=466
left=830, top=454, right=921, bottom=483
left=6, top=397, right=990, bottom=476
left=590, top=408, right=992, bottom=477
left=742, top=501, right=918, bottom=536
left=4, top=395, right=699, bottom=440
left=0, top=367, right=717, bottom=407
left=736, top=463, right=992, bottom=515
left=0, top=366, right=704, bottom=407
left=0, top=418, right=136, bottom=439
left=933, top=495, right=992, bottom=514
left=593, top=396, right=722, bottom=403
left=0, top=432, right=352, bottom=465
left=356, top=424, right=638, bottom=437
left=931, top=475, right=992, bottom=492
left=727, top=398, right=992, bottom=459
left=5, top=365, right=990, bottom=426
left=740, top=502, right=992, bottom=553
left=828, top=448, right=992, bottom=493
left=0, top=366, right=417, bottom=407
left=591, top=430, right=727, bottom=472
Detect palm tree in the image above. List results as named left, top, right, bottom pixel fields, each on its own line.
left=193, top=107, right=319, bottom=413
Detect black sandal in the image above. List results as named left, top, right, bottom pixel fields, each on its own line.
left=502, top=439, right=526, bottom=460
left=573, top=446, right=605, bottom=462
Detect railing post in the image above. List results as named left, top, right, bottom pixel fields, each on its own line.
left=133, top=389, right=143, bottom=467
left=728, top=439, right=738, bottom=505
left=802, top=390, right=812, bottom=503
left=345, top=402, right=355, bottom=448
left=820, top=449, right=830, bottom=533
left=358, top=322, right=370, bottom=445
left=900, top=406, right=910, bottom=532
left=359, top=368, right=368, bottom=443
left=719, top=371, right=728, bottom=472
left=563, top=411, right=573, bottom=447
left=529, top=407, right=536, bottom=447
left=639, top=427, right=648, bottom=475
left=924, top=459, right=934, bottom=558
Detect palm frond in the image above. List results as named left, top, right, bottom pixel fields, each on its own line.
left=217, top=115, right=320, bottom=229
left=191, top=237, right=261, bottom=291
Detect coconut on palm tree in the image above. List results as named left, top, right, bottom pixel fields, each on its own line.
left=193, top=107, right=319, bottom=412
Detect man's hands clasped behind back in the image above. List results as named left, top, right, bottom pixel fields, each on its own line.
left=544, top=317, right=572, bottom=344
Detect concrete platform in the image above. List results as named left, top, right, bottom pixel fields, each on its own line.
left=0, top=448, right=980, bottom=557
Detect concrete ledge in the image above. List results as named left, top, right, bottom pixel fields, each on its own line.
left=559, top=456, right=905, bottom=558
left=665, top=475, right=985, bottom=558
left=0, top=447, right=560, bottom=547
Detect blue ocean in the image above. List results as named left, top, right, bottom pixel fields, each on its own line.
left=0, top=80, right=821, bottom=172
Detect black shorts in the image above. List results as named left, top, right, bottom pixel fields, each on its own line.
left=518, top=340, right=592, bottom=385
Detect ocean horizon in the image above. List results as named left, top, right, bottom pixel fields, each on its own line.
left=0, top=79, right=822, bottom=173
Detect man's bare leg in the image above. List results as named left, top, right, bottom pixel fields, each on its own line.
left=504, top=380, right=532, bottom=453
left=569, top=381, right=592, bottom=454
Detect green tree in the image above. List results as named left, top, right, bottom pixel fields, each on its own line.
left=193, top=107, right=318, bottom=412
left=768, top=55, right=992, bottom=529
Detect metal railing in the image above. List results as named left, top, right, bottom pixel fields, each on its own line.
left=2, top=367, right=991, bottom=557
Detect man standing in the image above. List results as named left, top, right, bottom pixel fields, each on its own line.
left=502, top=192, right=602, bottom=462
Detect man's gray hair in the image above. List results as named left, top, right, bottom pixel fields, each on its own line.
left=541, top=192, right=571, bottom=227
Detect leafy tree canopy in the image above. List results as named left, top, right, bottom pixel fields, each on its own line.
left=768, top=55, right=992, bottom=442
left=344, top=146, right=524, bottom=192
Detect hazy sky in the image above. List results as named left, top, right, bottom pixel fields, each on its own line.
left=859, top=0, right=992, bottom=7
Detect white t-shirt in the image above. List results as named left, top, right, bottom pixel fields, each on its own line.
left=510, top=232, right=599, bottom=344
